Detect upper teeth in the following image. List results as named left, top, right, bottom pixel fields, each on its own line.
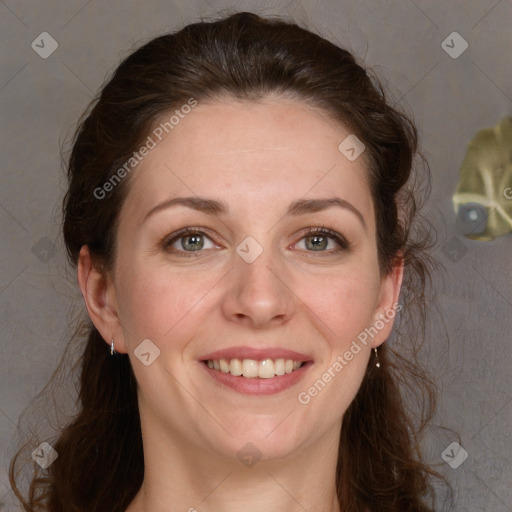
left=206, top=358, right=302, bottom=378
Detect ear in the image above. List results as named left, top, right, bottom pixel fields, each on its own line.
left=77, top=245, right=127, bottom=353
left=370, top=256, right=404, bottom=349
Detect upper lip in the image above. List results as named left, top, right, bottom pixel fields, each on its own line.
left=200, top=346, right=313, bottom=362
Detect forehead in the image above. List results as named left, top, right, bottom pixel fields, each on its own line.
left=122, top=97, right=374, bottom=226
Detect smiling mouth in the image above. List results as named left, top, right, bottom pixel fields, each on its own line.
left=203, top=358, right=305, bottom=378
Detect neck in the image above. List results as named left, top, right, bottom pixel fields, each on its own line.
left=126, top=415, right=342, bottom=512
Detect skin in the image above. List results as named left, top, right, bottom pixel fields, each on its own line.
left=78, top=96, right=403, bottom=512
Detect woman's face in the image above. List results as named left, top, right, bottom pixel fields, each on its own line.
left=91, top=97, right=401, bottom=462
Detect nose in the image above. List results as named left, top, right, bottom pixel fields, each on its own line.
left=221, top=245, right=296, bottom=329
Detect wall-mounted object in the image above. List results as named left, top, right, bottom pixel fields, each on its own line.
left=453, top=117, right=512, bottom=240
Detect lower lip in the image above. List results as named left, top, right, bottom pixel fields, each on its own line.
left=200, top=361, right=313, bottom=396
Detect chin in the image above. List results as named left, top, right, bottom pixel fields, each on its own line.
left=202, top=414, right=312, bottom=463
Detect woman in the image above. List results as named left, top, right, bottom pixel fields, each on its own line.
left=11, top=11, right=446, bottom=512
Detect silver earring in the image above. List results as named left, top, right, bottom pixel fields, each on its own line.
left=110, top=338, right=116, bottom=356
left=374, top=347, right=380, bottom=368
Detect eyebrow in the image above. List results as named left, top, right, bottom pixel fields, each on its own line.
left=287, top=198, right=366, bottom=228
left=144, top=196, right=366, bottom=228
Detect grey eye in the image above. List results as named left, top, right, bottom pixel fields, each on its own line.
left=181, top=234, right=204, bottom=251
left=305, top=235, right=329, bottom=251
left=296, top=232, right=343, bottom=252
left=167, top=232, right=216, bottom=252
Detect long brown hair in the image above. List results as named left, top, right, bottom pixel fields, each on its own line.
left=10, top=11, right=449, bottom=511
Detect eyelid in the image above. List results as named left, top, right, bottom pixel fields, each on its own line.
left=292, top=226, right=350, bottom=251
left=162, top=226, right=222, bottom=251
left=161, top=225, right=350, bottom=255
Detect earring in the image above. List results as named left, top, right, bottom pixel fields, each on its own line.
left=110, top=338, right=116, bottom=356
left=374, top=347, right=380, bottom=368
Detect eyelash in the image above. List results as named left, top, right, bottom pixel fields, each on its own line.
left=162, top=226, right=350, bottom=256
left=300, top=227, right=350, bottom=252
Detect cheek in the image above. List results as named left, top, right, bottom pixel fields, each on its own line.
left=296, top=268, right=380, bottom=345
left=294, top=271, right=379, bottom=419
left=114, top=262, right=217, bottom=347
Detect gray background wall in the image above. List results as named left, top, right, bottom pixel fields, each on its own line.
left=1, top=1, right=511, bottom=510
